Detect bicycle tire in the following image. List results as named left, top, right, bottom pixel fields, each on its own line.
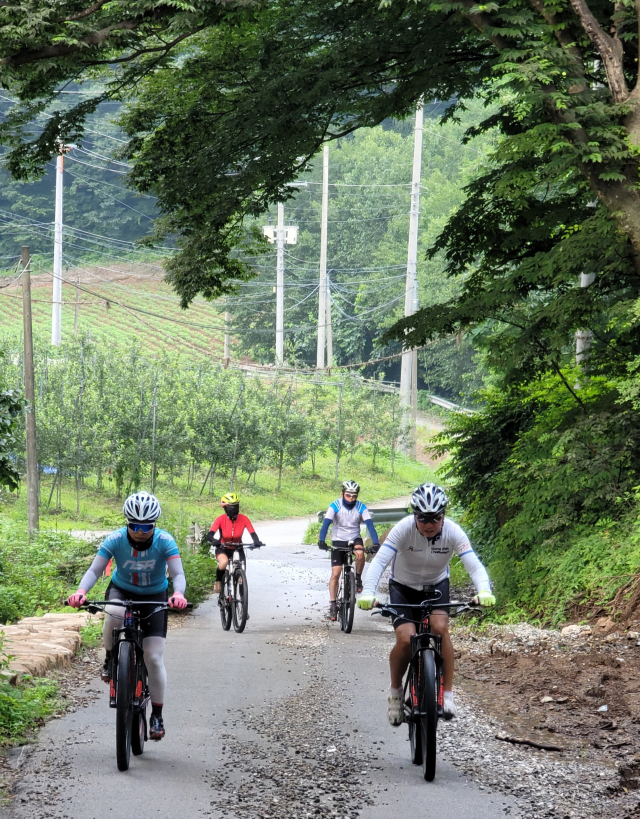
left=408, top=662, right=423, bottom=765
left=341, top=569, right=356, bottom=633
left=131, top=661, right=147, bottom=757
left=115, top=642, right=134, bottom=772
left=420, top=649, right=438, bottom=782
left=232, top=567, right=248, bottom=633
left=219, top=573, right=232, bottom=631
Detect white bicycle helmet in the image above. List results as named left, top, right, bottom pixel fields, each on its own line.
left=410, top=483, right=448, bottom=515
left=123, top=491, right=162, bottom=523
left=342, top=480, right=360, bottom=495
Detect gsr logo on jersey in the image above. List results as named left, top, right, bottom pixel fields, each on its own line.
left=122, top=559, right=156, bottom=571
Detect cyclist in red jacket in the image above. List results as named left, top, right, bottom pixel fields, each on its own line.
left=206, top=492, right=262, bottom=593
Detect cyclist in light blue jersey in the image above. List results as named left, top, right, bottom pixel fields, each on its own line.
left=68, top=492, right=188, bottom=741
left=318, top=480, right=379, bottom=620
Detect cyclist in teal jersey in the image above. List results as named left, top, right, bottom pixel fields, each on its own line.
left=68, top=492, right=188, bottom=740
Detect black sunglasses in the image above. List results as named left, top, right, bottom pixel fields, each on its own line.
left=415, top=512, right=444, bottom=524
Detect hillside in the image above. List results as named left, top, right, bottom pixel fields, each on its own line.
left=0, top=263, right=227, bottom=356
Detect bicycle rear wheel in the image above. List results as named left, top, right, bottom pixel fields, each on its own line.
left=232, top=567, right=248, bottom=633
left=341, top=569, right=356, bottom=633
left=219, top=573, right=232, bottom=631
left=131, top=662, right=147, bottom=757
left=115, top=642, right=134, bottom=771
left=420, top=649, right=438, bottom=782
left=408, top=662, right=423, bottom=765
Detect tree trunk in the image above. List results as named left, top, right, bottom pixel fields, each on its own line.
left=277, top=449, right=284, bottom=491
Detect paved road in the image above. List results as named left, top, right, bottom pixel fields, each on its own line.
left=2, top=516, right=513, bottom=819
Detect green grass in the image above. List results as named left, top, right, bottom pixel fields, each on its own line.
left=79, top=620, right=103, bottom=648
left=0, top=638, right=60, bottom=746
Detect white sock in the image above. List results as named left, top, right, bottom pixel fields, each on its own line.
left=388, top=685, right=402, bottom=697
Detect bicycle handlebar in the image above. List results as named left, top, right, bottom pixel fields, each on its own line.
left=81, top=600, right=194, bottom=619
left=372, top=600, right=480, bottom=620
left=215, top=541, right=265, bottom=549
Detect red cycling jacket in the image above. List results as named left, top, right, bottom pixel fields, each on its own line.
left=209, top=513, right=255, bottom=545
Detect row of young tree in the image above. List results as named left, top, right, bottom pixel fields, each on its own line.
left=0, top=336, right=409, bottom=508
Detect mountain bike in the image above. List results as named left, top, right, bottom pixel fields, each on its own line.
left=332, top=542, right=357, bottom=633
left=217, top=541, right=263, bottom=633
left=373, top=590, right=478, bottom=782
left=83, top=599, right=192, bottom=771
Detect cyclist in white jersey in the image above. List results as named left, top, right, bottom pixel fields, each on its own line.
left=357, top=483, right=495, bottom=723
left=318, top=480, right=379, bottom=621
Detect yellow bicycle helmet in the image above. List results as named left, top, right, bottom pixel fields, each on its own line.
left=221, top=492, right=239, bottom=506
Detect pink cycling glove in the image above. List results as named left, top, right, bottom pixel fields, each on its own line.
left=68, top=589, right=87, bottom=608
left=168, top=592, right=188, bottom=610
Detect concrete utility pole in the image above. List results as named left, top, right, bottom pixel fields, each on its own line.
left=223, top=299, right=230, bottom=369
left=276, top=202, right=285, bottom=365
left=326, top=270, right=333, bottom=368
left=263, top=203, right=298, bottom=366
left=74, top=273, right=80, bottom=337
left=317, top=144, right=329, bottom=369
left=410, top=281, right=419, bottom=459
left=52, top=148, right=64, bottom=346
left=21, top=246, right=39, bottom=535
left=576, top=271, right=595, bottom=368
left=400, top=98, right=424, bottom=453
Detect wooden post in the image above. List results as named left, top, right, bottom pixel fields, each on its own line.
left=21, top=246, right=39, bottom=535
left=74, top=273, right=80, bottom=336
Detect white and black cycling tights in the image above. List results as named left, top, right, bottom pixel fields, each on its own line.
left=103, top=612, right=167, bottom=704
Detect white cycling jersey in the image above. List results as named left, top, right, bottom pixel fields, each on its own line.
left=362, top=515, right=491, bottom=595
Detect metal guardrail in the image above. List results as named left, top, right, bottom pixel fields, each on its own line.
left=317, top=506, right=408, bottom=525
left=427, top=394, right=476, bottom=415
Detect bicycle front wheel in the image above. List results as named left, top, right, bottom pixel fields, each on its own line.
left=341, top=569, right=356, bottom=633
left=232, top=567, right=248, bottom=633
left=219, top=573, right=232, bottom=631
left=420, top=649, right=438, bottom=782
left=115, top=642, right=134, bottom=772
left=408, top=662, right=423, bottom=765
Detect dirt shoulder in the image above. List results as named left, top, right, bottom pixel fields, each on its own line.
left=452, top=617, right=640, bottom=813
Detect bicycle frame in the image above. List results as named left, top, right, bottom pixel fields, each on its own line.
left=108, top=606, right=150, bottom=714
left=405, top=618, right=445, bottom=719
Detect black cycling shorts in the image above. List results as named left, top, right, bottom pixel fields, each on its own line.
left=105, top=582, right=168, bottom=639
left=388, top=577, right=450, bottom=629
left=330, top=538, right=364, bottom=567
left=215, top=545, right=245, bottom=562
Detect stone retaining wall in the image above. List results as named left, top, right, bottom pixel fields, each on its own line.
left=0, top=612, right=102, bottom=683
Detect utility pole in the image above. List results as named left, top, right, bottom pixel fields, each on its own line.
left=21, top=246, right=39, bottom=535
left=74, top=272, right=80, bottom=337
left=52, top=147, right=64, bottom=346
left=276, top=202, right=285, bottom=365
left=400, top=98, right=424, bottom=454
left=326, top=270, right=333, bottom=368
left=317, top=144, right=329, bottom=369
left=263, top=203, right=298, bottom=366
left=223, top=298, right=230, bottom=368
left=576, top=271, right=595, bottom=368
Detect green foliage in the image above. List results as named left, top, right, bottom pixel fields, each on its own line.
left=0, top=520, right=94, bottom=623
left=220, top=109, right=493, bottom=394
left=79, top=620, right=103, bottom=648
left=172, top=552, right=217, bottom=607
left=0, top=644, right=59, bottom=745
left=0, top=336, right=412, bottom=506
